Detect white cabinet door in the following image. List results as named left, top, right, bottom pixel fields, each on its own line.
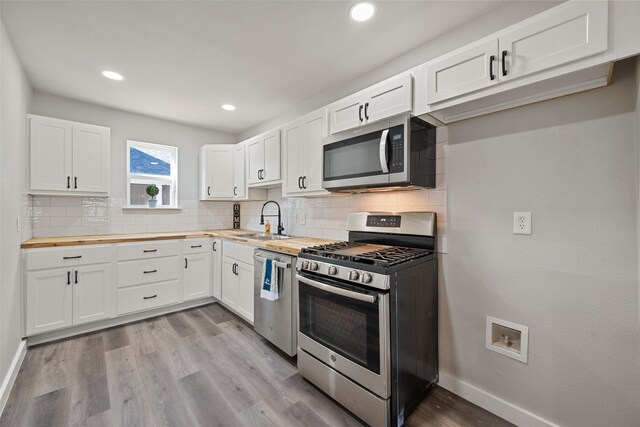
left=221, top=257, right=239, bottom=309
left=262, top=131, right=281, bottom=182
left=303, top=111, right=326, bottom=193
left=183, top=253, right=212, bottom=301
left=29, top=115, right=73, bottom=192
left=205, top=145, right=234, bottom=198
left=365, top=75, right=413, bottom=124
left=329, top=93, right=364, bottom=135
left=283, top=122, right=306, bottom=195
left=233, top=144, right=246, bottom=199
left=236, top=262, right=254, bottom=323
left=72, top=123, right=110, bottom=193
left=426, top=38, right=499, bottom=104
left=72, top=264, right=112, bottom=325
left=26, top=268, right=73, bottom=334
left=247, top=139, right=263, bottom=185
left=212, top=239, right=222, bottom=300
left=499, top=1, right=608, bottom=82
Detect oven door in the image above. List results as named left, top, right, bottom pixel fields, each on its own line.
left=296, top=272, right=390, bottom=398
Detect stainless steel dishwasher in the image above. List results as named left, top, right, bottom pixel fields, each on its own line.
left=253, top=249, right=298, bottom=356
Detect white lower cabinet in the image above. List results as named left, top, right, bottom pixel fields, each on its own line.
left=117, top=280, right=181, bottom=315
left=72, top=264, right=112, bottom=325
left=220, top=241, right=254, bottom=323
left=26, top=262, right=112, bottom=335
left=26, top=268, right=73, bottom=334
left=183, top=252, right=212, bottom=301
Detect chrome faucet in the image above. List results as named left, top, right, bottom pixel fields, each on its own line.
left=260, top=200, right=284, bottom=235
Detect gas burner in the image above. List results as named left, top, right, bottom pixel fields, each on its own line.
left=301, top=241, right=431, bottom=267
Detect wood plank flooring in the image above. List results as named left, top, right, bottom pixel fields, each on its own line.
left=1, top=303, right=513, bottom=427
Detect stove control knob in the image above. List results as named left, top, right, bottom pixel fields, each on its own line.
left=349, top=270, right=360, bottom=281
left=309, top=262, right=319, bottom=271
left=361, top=273, right=372, bottom=284
left=301, top=261, right=309, bottom=270
left=328, top=266, right=338, bottom=275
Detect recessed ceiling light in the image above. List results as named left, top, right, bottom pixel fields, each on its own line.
left=222, top=104, right=236, bottom=111
left=350, top=2, right=375, bottom=22
left=102, top=70, right=124, bottom=81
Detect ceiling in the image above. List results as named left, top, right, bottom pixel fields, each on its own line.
left=1, top=1, right=504, bottom=134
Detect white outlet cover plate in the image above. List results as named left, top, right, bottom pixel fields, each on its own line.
left=513, top=211, right=531, bottom=235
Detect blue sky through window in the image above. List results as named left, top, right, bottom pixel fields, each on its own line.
left=129, top=147, right=171, bottom=176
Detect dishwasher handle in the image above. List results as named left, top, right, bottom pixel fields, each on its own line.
left=253, top=254, right=291, bottom=269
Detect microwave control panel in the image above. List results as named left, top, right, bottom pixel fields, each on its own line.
left=389, top=125, right=404, bottom=173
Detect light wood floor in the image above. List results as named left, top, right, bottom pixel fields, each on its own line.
left=0, top=303, right=513, bottom=427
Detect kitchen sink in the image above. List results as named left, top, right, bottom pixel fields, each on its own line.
left=240, top=233, right=292, bottom=241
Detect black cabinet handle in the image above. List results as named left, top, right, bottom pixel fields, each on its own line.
left=74, top=270, right=78, bottom=284
left=185, top=258, right=188, bottom=269
left=63, top=255, right=82, bottom=260
left=143, top=249, right=157, bottom=253
left=364, top=103, right=369, bottom=120
left=67, top=176, right=71, bottom=189
left=233, top=186, right=237, bottom=196
left=74, top=177, right=77, bottom=189
left=207, top=186, right=211, bottom=196
left=502, top=50, right=507, bottom=76
left=143, top=269, right=157, bottom=274
left=358, top=105, right=363, bottom=122
left=67, top=271, right=71, bottom=285
left=190, top=245, right=202, bottom=248
left=302, top=176, right=307, bottom=189
left=213, top=241, right=217, bottom=251
left=232, top=263, right=238, bottom=275
left=489, top=55, right=495, bottom=80
left=298, top=176, right=302, bottom=189
left=143, top=294, right=157, bottom=300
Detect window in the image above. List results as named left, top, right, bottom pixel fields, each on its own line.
left=126, top=140, right=178, bottom=208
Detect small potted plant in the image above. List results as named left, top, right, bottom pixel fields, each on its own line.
left=146, top=184, right=159, bottom=208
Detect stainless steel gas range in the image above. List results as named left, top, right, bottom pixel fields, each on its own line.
left=295, top=211, right=438, bottom=427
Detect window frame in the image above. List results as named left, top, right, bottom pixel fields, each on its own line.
left=126, top=140, right=179, bottom=208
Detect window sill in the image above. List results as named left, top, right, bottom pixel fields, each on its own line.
left=123, top=206, right=183, bottom=211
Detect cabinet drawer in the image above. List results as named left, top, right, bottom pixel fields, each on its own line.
left=183, top=238, right=211, bottom=255
left=117, top=240, right=179, bottom=261
left=223, top=240, right=255, bottom=265
left=117, top=257, right=179, bottom=288
left=117, top=280, right=180, bottom=315
left=26, top=245, right=112, bottom=271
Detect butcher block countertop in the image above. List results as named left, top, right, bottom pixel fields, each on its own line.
left=21, top=229, right=337, bottom=255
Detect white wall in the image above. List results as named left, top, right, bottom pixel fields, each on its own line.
left=29, top=92, right=239, bottom=236
left=440, top=59, right=640, bottom=426
left=0, top=18, right=32, bottom=395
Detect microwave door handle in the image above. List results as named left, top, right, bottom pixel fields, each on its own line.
left=296, top=274, right=376, bottom=304
left=379, top=129, right=390, bottom=174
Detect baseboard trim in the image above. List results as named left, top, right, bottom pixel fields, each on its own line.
left=0, top=340, right=27, bottom=415
left=438, top=372, right=559, bottom=427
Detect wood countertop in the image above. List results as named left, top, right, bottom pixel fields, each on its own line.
left=21, top=229, right=338, bottom=255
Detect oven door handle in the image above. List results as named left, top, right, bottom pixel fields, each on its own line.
left=379, top=129, right=389, bottom=174
left=296, top=274, right=377, bottom=304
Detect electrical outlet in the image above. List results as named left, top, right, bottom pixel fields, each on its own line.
left=513, top=212, right=531, bottom=235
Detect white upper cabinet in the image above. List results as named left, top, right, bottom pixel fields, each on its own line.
left=427, top=39, right=499, bottom=104
left=328, top=74, right=413, bottom=135
left=247, top=130, right=281, bottom=186
left=234, top=143, right=246, bottom=198
left=29, top=115, right=110, bottom=195
left=199, top=144, right=234, bottom=200
left=499, top=1, right=608, bottom=82
left=283, top=108, right=329, bottom=197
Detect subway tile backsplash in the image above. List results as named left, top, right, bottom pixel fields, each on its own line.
left=29, top=127, right=448, bottom=251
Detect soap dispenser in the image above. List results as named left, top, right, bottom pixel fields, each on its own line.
left=265, top=219, right=271, bottom=234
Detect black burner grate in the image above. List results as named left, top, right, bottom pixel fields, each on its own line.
left=301, top=242, right=431, bottom=267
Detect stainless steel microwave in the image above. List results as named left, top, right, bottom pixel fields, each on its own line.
left=322, top=114, right=436, bottom=192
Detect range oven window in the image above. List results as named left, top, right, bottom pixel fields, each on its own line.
left=299, top=275, right=381, bottom=374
